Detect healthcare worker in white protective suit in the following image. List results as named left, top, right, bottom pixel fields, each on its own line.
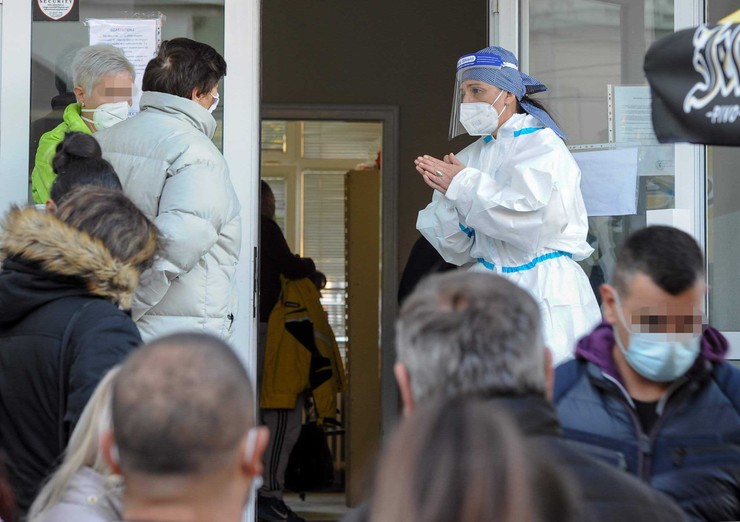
left=415, top=46, right=601, bottom=364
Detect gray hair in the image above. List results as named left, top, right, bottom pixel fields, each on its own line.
left=396, top=271, right=546, bottom=402
left=72, top=44, right=135, bottom=96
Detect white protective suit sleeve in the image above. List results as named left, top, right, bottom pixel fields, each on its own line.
left=131, top=158, right=231, bottom=320
left=416, top=189, right=477, bottom=266
left=443, top=138, right=559, bottom=254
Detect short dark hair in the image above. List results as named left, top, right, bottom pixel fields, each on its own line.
left=613, top=226, right=704, bottom=296
left=142, top=38, right=226, bottom=99
left=111, top=333, right=254, bottom=475
left=51, top=132, right=122, bottom=203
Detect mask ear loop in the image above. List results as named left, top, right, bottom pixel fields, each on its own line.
left=244, top=428, right=263, bottom=491
left=490, top=89, right=505, bottom=109
left=244, top=428, right=258, bottom=462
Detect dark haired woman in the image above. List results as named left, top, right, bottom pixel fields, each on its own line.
left=0, top=187, right=159, bottom=515
left=415, top=45, right=599, bottom=364
left=44, top=132, right=122, bottom=212
left=368, top=397, right=579, bottom=522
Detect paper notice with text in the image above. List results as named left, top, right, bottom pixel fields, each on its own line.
left=88, top=17, right=163, bottom=115
left=608, top=85, right=657, bottom=143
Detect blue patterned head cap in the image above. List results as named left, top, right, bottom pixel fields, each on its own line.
left=457, top=46, right=567, bottom=140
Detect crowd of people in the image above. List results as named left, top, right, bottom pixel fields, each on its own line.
left=0, top=37, right=737, bottom=522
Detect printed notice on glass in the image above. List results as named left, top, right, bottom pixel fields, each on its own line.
left=87, top=17, right=163, bottom=115
left=608, top=85, right=657, bottom=143
left=574, top=147, right=639, bottom=217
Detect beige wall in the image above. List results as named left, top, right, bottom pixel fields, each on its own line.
left=261, top=0, right=487, bottom=273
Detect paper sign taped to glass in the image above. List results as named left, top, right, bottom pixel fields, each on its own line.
left=574, top=147, right=639, bottom=217
left=644, top=22, right=740, bottom=146
left=85, top=14, right=164, bottom=116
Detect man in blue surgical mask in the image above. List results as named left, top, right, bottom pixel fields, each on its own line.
left=554, top=225, right=740, bottom=522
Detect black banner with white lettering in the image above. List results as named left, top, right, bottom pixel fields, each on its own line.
left=644, top=23, right=740, bottom=146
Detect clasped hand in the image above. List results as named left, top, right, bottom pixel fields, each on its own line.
left=415, top=153, right=466, bottom=194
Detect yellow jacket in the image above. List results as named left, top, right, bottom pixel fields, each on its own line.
left=261, top=277, right=346, bottom=423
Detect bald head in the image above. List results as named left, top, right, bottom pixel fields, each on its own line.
left=112, top=333, right=254, bottom=475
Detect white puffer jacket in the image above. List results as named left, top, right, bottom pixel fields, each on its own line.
left=96, top=91, right=241, bottom=341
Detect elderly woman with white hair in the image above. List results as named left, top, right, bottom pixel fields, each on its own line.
left=32, top=44, right=134, bottom=204
left=415, top=45, right=600, bottom=364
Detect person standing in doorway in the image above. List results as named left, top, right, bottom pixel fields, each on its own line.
left=258, top=180, right=315, bottom=522
left=415, top=45, right=600, bottom=364
left=95, top=38, right=241, bottom=342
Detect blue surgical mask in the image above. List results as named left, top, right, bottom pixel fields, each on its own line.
left=613, top=293, right=702, bottom=382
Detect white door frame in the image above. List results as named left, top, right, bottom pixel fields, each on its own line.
left=262, top=104, right=401, bottom=436
left=0, top=0, right=33, bottom=212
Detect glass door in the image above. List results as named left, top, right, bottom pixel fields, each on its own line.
left=1, top=1, right=261, bottom=518
left=500, top=0, right=740, bottom=358
left=706, top=0, right=740, bottom=358
left=493, top=0, right=704, bottom=303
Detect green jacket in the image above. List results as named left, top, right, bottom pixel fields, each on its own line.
left=31, top=103, right=90, bottom=204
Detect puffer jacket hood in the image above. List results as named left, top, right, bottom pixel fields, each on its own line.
left=0, top=207, right=139, bottom=315
left=139, top=91, right=217, bottom=139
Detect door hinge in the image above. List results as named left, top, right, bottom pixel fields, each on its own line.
left=491, top=0, right=499, bottom=14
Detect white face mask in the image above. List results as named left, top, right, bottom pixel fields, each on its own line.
left=81, top=101, right=129, bottom=131
left=459, top=90, right=505, bottom=136
left=208, top=92, right=220, bottom=114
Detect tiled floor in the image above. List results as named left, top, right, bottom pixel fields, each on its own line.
left=285, top=492, right=349, bottom=522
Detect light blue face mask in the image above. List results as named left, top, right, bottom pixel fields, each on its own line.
left=613, top=293, right=702, bottom=383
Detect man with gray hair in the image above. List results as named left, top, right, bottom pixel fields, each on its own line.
left=354, top=271, right=685, bottom=522
left=101, top=333, right=268, bottom=522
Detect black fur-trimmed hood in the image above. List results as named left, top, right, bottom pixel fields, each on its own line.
left=0, top=207, right=139, bottom=311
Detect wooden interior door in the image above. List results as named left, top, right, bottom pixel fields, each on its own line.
left=345, top=168, right=381, bottom=506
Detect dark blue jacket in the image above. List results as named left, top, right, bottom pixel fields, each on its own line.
left=554, top=323, right=740, bottom=522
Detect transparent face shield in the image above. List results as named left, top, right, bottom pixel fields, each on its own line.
left=448, top=53, right=504, bottom=140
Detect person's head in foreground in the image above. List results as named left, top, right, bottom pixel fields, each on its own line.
left=47, top=132, right=122, bottom=212
left=142, top=37, right=226, bottom=112
left=102, top=333, right=268, bottom=522
left=28, top=367, right=122, bottom=522
left=369, top=396, right=578, bottom=522
left=72, top=44, right=135, bottom=132
left=395, top=270, right=548, bottom=415
left=599, top=225, right=706, bottom=387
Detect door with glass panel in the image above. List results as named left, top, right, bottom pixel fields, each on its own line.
left=495, top=0, right=702, bottom=303
left=22, top=2, right=261, bottom=520
left=499, top=0, right=740, bottom=357
left=705, top=0, right=740, bottom=358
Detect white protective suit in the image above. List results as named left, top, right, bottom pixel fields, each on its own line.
left=417, top=113, right=600, bottom=363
